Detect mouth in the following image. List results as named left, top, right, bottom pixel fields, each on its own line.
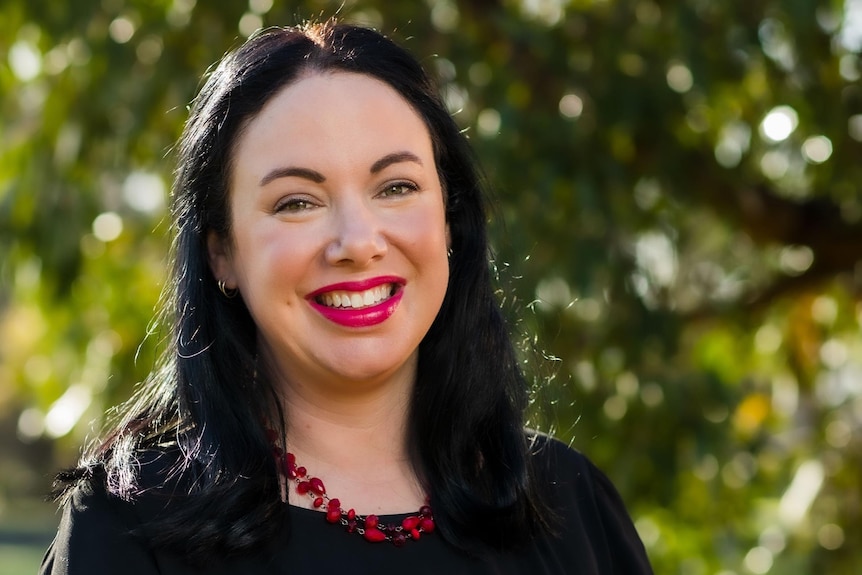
left=307, top=277, right=406, bottom=328
left=314, top=283, right=399, bottom=310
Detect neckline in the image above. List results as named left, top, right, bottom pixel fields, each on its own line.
left=286, top=503, right=415, bottom=520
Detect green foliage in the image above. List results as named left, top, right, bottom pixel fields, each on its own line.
left=2, top=0, right=861, bottom=572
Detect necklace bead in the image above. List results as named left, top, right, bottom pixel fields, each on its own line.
left=275, top=447, right=435, bottom=546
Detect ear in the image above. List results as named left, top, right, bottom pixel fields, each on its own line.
left=207, top=230, right=237, bottom=288
left=445, top=222, right=452, bottom=250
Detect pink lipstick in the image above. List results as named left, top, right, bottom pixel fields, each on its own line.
left=307, top=276, right=405, bottom=328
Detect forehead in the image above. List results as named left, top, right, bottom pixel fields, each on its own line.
left=231, top=71, right=434, bottom=173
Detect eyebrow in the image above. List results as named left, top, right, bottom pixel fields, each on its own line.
left=259, top=166, right=325, bottom=186
left=258, top=150, right=424, bottom=187
left=370, top=151, right=424, bottom=174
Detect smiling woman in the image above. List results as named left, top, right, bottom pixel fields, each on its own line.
left=210, top=72, right=450, bottom=394
left=40, top=20, right=653, bottom=575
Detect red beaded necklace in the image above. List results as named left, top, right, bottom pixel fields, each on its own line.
left=270, top=438, right=435, bottom=546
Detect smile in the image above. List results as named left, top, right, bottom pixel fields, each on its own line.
left=315, top=284, right=397, bottom=309
left=307, top=277, right=406, bottom=328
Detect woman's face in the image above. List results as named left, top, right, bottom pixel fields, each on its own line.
left=208, top=72, right=450, bottom=395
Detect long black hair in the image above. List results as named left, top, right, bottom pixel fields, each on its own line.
left=55, top=20, right=552, bottom=562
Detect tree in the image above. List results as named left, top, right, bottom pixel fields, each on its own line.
left=1, top=0, right=860, bottom=572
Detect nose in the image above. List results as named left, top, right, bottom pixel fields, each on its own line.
left=324, top=202, right=388, bottom=267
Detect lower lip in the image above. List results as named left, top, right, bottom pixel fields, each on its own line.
left=308, top=290, right=403, bottom=328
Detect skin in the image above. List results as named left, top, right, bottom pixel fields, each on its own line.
left=208, top=72, right=450, bottom=513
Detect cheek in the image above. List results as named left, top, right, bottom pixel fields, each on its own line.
left=397, top=202, right=448, bottom=249
left=233, top=226, right=311, bottom=288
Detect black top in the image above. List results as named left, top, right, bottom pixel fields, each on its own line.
left=41, top=438, right=653, bottom=574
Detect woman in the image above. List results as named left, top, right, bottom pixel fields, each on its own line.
left=41, top=21, right=653, bottom=574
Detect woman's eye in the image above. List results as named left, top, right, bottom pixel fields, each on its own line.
left=275, top=197, right=315, bottom=212
left=379, top=182, right=418, bottom=198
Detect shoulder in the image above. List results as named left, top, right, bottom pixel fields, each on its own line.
left=527, top=432, right=601, bottom=485
left=526, top=432, right=655, bottom=574
left=40, top=449, right=184, bottom=575
left=41, top=472, right=156, bottom=574
left=526, top=431, right=634, bottom=518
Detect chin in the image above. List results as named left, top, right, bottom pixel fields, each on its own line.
left=325, top=352, right=417, bottom=389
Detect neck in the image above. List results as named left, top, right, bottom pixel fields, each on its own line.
left=272, top=358, right=425, bottom=514
left=284, top=380, right=413, bottom=469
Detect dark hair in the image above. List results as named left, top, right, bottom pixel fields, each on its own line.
left=55, top=20, right=551, bottom=562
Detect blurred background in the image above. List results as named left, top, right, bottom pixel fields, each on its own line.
left=1, top=0, right=861, bottom=573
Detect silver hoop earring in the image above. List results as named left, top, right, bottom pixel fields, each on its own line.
left=217, top=280, right=238, bottom=299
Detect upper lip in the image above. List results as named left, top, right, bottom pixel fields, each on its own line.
left=306, top=275, right=406, bottom=299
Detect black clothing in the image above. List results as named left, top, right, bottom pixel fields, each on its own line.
left=41, top=438, right=653, bottom=574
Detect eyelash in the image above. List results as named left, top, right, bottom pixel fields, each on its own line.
left=274, top=197, right=316, bottom=213
left=378, top=181, right=419, bottom=197
left=273, top=181, right=419, bottom=213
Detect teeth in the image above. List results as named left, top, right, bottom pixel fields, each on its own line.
left=319, top=284, right=394, bottom=309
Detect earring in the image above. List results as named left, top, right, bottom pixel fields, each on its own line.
left=217, top=280, right=238, bottom=299
left=447, top=248, right=453, bottom=259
